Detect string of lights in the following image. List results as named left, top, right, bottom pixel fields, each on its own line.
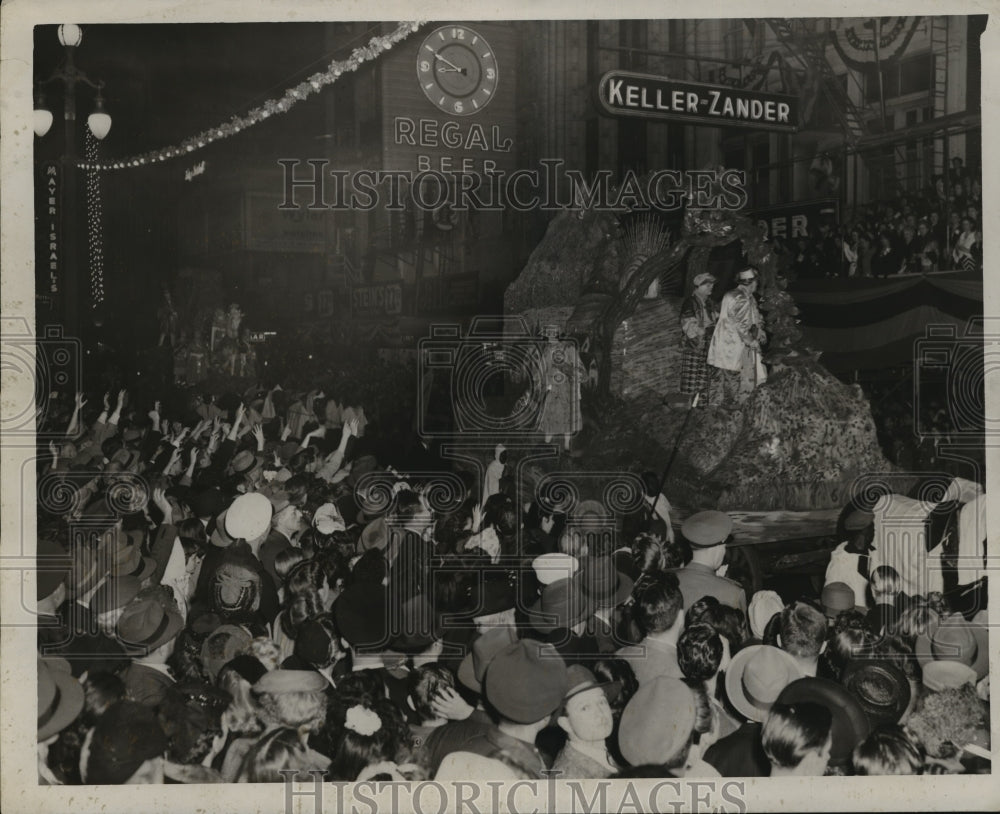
left=77, top=21, right=424, bottom=173
left=85, top=129, right=106, bottom=307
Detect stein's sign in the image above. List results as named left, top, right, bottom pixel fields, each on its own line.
left=598, top=71, right=799, bottom=132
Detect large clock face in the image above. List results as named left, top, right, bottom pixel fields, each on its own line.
left=416, top=25, right=498, bottom=116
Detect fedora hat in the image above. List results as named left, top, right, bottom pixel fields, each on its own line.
left=840, top=658, right=911, bottom=727
left=484, top=640, right=568, bottom=724
left=106, top=528, right=156, bottom=582
left=725, top=644, right=804, bottom=722
left=462, top=570, right=518, bottom=619
left=681, top=510, right=733, bottom=548
left=561, top=664, right=621, bottom=711
left=89, top=575, right=142, bottom=615
left=457, top=625, right=519, bottom=694
left=915, top=612, right=989, bottom=680
left=578, top=555, right=634, bottom=609
left=38, top=657, right=84, bottom=741
left=116, top=592, right=184, bottom=652
left=526, top=576, right=594, bottom=634
left=776, top=677, right=871, bottom=768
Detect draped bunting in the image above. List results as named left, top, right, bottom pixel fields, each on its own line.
left=789, top=271, right=983, bottom=370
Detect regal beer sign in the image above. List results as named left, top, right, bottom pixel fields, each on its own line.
left=598, top=71, right=799, bottom=132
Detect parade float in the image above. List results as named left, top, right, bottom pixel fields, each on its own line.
left=503, top=173, right=900, bottom=585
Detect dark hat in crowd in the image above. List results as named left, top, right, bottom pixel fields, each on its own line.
left=38, top=657, right=84, bottom=741
left=106, top=528, right=156, bottom=582
left=200, top=624, right=253, bottom=682
left=277, top=441, right=301, bottom=464
left=36, top=538, right=72, bottom=601
left=158, top=683, right=232, bottom=764
left=915, top=612, right=989, bottom=680
left=526, top=576, right=593, bottom=634
left=844, top=509, right=875, bottom=532
left=86, top=701, right=168, bottom=783
left=222, top=654, right=268, bottom=687
left=116, top=590, right=184, bottom=652
left=122, top=427, right=144, bottom=443
left=457, top=625, right=519, bottom=694
left=346, top=454, right=379, bottom=489
left=578, top=556, right=633, bottom=609
left=295, top=619, right=337, bottom=667
left=561, top=664, right=621, bottom=712
left=188, top=488, right=227, bottom=521
left=840, top=658, right=911, bottom=727
left=463, top=570, right=518, bottom=619
left=253, top=669, right=328, bottom=695
left=776, top=677, right=871, bottom=767
left=484, top=640, right=568, bottom=724
left=725, top=644, right=804, bottom=722
left=619, top=677, right=696, bottom=767
left=821, top=582, right=858, bottom=619
left=334, top=583, right=388, bottom=652
left=89, top=575, right=142, bottom=615
left=681, top=510, right=733, bottom=548
left=188, top=610, right=223, bottom=637
left=391, top=594, right=440, bottom=653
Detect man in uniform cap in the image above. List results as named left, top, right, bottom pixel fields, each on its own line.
left=672, top=510, right=746, bottom=612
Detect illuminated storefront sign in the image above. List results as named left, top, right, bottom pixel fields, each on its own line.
left=598, top=71, right=800, bottom=132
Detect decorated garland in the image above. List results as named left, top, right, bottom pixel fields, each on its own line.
left=78, top=21, right=424, bottom=172
left=829, top=17, right=923, bottom=71
left=84, top=130, right=106, bottom=307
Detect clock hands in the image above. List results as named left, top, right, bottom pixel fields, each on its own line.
left=434, top=52, right=467, bottom=75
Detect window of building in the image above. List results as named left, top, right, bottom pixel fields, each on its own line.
left=865, top=52, right=932, bottom=103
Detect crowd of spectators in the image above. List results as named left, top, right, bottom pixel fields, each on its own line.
left=775, top=158, right=983, bottom=280
left=33, top=363, right=989, bottom=786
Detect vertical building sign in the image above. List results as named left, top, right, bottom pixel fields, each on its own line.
left=45, top=163, right=59, bottom=295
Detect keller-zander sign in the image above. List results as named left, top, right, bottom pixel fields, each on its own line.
left=598, top=71, right=799, bottom=132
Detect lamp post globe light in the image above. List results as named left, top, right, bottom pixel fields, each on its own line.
left=34, top=23, right=112, bottom=338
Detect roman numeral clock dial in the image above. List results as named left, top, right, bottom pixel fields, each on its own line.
left=417, top=25, right=498, bottom=116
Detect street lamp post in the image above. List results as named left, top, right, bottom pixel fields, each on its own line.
left=34, top=24, right=112, bottom=340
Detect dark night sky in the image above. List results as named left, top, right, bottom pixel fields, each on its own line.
left=32, top=22, right=369, bottom=162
